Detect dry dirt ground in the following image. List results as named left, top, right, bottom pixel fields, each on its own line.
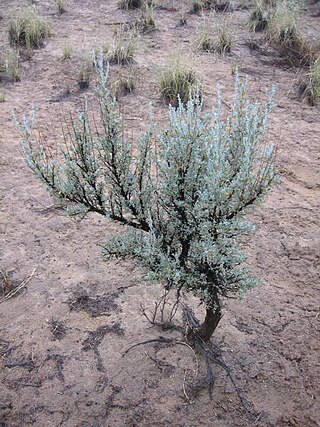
left=0, top=0, right=320, bottom=426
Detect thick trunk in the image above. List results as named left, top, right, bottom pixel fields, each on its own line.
left=196, top=306, right=222, bottom=341
left=184, top=296, right=222, bottom=343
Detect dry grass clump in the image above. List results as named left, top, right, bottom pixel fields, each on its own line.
left=266, top=0, right=315, bottom=66
left=113, top=72, right=136, bottom=98
left=178, top=13, right=187, bottom=26
left=248, top=0, right=269, bottom=32
left=160, top=61, right=201, bottom=106
left=0, top=269, right=12, bottom=297
left=192, top=0, right=230, bottom=13
left=198, top=24, right=232, bottom=54
left=108, top=27, right=135, bottom=65
left=249, top=0, right=315, bottom=67
left=118, top=0, right=142, bottom=9
left=198, top=31, right=216, bottom=52
left=266, top=0, right=299, bottom=44
left=192, top=0, right=203, bottom=13
left=55, top=0, right=66, bottom=14
left=0, top=49, right=20, bottom=82
left=0, top=92, right=4, bottom=102
left=299, top=56, right=320, bottom=105
left=62, top=42, right=72, bottom=59
left=139, top=3, right=156, bottom=32
left=215, top=24, right=232, bottom=54
left=77, top=58, right=91, bottom=89
left=8, top=5, right=51, bottom=51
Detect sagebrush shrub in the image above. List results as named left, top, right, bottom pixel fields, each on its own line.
left=8, top=5, right=51, bottom=51
left=17, top=53, right=276, bottom=341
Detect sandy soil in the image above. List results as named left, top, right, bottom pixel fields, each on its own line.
left=0, top=1, right=319, bottom=426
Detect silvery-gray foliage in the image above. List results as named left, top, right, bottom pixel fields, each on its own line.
left=17, top=53, right=276, bottom=339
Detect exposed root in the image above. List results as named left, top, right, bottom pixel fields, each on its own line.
left=123, top=337, right=174, bottom=356
left=123, top=305, right=250, bottom=412
left=183, top=305, right=249, bottom=409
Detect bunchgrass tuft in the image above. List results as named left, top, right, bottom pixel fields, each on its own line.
left=0, top=92, right=5, bottom=102
left=248, top=0, right=269, bottom=32
left=113, top=72, right=136, bottom=98
left=108, top=27, right=135, bottom=65
left=8, top=5, right=52, bottom=52
left=0, top=49, right=20, bottom=82
left=77, top=58, right=91, bottom=89
left=300, top=56, right=320, bottom=105
left=117, top=0, right=142, bottom=9
left=140, top=3, right=156, bottom=33
left=192, top=0, right=203, bottom=13
left=247, top=0, right=315, bottom=67
left=265, top=0, right=313, bottom=66
left=55, top=0, right=66, bottom=14
left=267, top=0, right=300, bottom=45
left=160, top=61, right=201, bottom=106
left=192, top=0, right=229, bottom=12
left=178, top=13, right=187, bottom=26
left=198, top=22, right=232, bottom=55
left=62, top=42, right=72, bottom=59
left=198, top=31, right=216, bottom=52
left=5, top=49, right=20, bottom=82
left=215, top=23, right=232, bottom=54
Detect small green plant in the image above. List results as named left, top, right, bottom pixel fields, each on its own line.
left=62, top=42, right=72, bottom=59
left=299, top=56, right=320, bottom=105
left=160, top=61, right=201, bottom=106
left=77, top=58, right=91, bottom=89
left=8, top=5, right=52, bottom=52
left=108, top=27, right=135, bottom=65
left=17, top=53, right=276, bottom=345
left=55, top=0, right=66, bottom=14
left=117, top=0, right=142, bottom=9
left=248, top=0, right=268, bottom=32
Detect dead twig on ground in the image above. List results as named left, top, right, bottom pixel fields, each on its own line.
left=0, top=268, right=36, bottom=303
